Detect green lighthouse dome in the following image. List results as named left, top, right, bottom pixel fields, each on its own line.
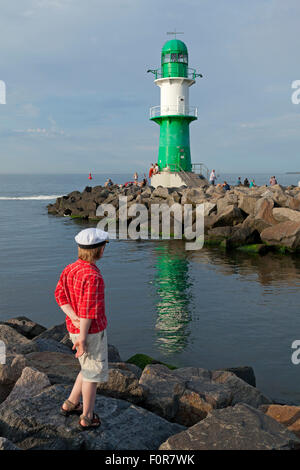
left=162, top=39, right=188, bottom=55
left=161, top=39, right=188, bottom=78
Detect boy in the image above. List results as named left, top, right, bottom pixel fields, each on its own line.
left=55, top=227, right=109, bottom=430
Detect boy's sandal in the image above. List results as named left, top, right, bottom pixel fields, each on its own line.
left=78, top=413, right=101, bottom=430
left=60, top=399, right=83, bottom=417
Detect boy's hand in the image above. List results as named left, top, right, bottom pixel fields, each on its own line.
left=71, top=317, right=80, bottom=329
left=72, top=338, right=86, bottom=358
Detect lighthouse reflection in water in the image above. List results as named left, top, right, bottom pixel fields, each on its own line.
left=153, top=242, right=193, bottom=354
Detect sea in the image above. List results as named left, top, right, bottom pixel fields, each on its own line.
left=1, top=172, right=300, bottom=403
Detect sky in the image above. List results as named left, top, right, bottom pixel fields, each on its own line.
left=0, top=0, right=299, bottom=174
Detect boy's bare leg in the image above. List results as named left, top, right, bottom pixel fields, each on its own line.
left=62, top=372, right=83, bottom=410
left=81, top=381, right=98, bottom=423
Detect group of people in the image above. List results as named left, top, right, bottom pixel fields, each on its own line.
left=148, top=163, right=160, bottom=178
left=209, top=170, right=231, bottom=191
left=237, top=177, right=257, bottom=188
left=210, top=170, right=279, bottom=189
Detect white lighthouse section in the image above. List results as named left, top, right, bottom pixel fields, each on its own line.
left=150, top=77, right=197, bottom=118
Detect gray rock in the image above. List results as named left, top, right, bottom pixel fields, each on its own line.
left=3, top=317, right=46, bottom=339
left=222, top=366, right=256, bottom=387
left=0, top=437, right=21, bottom=450
left=0, top=384, right=184, bottom=450
left=34, top=323, right=67, bottom=343
left=211, top=370, right=271, bottom=407
left=97, top=364, right=145, bottom=404
left=273, top=207, right=300, bottom=223
left=139, top=364, right=186, bottom=420
left=159, top=403, right=300, bottom=450
left=25, top=351, right=80, bottom=384
left=108, top=344, right=122, bottom=362
left=261, top=221, right=300, bottom=250
left=238, top=194, right=260, bottom=216
left=213, top=206, right=245, bottom=228
left=0, top=325, right=38, bottom=355
left=33, top=337, right=73, bottom=355
left=139, top=365, right=271, bottom=426
left=3, top=367, right=51, bottom=404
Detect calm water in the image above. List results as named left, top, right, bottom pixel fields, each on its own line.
left=1, top=173, right=300, bottom=403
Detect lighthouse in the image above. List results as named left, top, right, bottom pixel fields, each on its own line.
left=148, top=37, right=203, bottom=188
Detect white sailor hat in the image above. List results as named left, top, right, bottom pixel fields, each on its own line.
left=75, top=228, right=109, bottom=249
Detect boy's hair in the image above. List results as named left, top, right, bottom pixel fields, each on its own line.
left=78, top=245, right=104, bottom=263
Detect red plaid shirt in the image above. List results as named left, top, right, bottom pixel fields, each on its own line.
left=55, top=259, right=107, bottom=334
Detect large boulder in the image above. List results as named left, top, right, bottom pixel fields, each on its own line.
left=0, top=325, right=38, bottom=355
left=152, top=187, right=170, bottom=199
left=226, top=225, right=261, bottom=248
left=3, top=367, right=50, bottom=404
left=202, top=202, right=216, bottom=217
left=3, top=317, right=46, bottom=339
left=273, top=207, right=300, bottom=223
left=223, top=366, right=256, bottom=387
left=181, top=188, right=206, bottom=206
left=97, top=363, right=144, bottom=404
left=261, top=221, right=300, bottom=250
left=34, top=323, right=68, bottom=343
left=255, top=197, right=277, bottom=226
left=0, top=355, right=27, bottom=403
left=0, top=384, right=184, bottom=450
left=206, top=226, right=234, bottom=242
left=25, top=351, right=80, bottom=385
left=260, top=404, right=300, bottom=439
left=238, top=194, right=261, bottom=216
left=216, top=193, right=238, bottom=214
left=33, top=337, right=73, bottom=355
left=242, top=215, right=271, bottom=234
left=212, top=206, right=245, bottom=228
left=108, top=344, right=122, bottom=363
left=0, top=437, right=21, bottom=450
left=139, top=364, right=271, bottom=426
left=159, top=404, right=300, bottom=450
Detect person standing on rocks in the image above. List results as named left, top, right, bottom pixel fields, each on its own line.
left=149, top=164, right=154, bottom=179
left=55, top=228, right=109, bottom=430
left=209, top=169, right=217, bottom=185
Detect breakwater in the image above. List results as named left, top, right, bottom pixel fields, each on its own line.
left=48, top=181, right=300, bottom=253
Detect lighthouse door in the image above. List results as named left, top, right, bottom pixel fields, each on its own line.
left=178, top=96, right=185, bottom=115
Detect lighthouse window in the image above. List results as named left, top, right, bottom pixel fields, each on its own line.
left=163, top=53, right=170, bottom=63
left=171, top=53, right=177, bottom=62
left=183, top=55, right=188, bottom=63
left=178, top=54, right=184, bottom=62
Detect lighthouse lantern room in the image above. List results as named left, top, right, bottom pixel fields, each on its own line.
left=148, top=38, right=203, bottom=188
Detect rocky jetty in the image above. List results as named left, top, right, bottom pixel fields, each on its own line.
left=48, top=182, right=300, bottom=253
left=1, top=316, right=300, bottom=450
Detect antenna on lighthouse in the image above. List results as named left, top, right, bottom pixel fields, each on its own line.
left=166, top=29, right=184, bottom=39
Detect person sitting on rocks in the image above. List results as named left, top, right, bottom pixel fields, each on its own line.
left=243, top=178, right=250, bottom=188
left=249, top=179, right=257, bottom=188
left=269, top=176, right=277, bottom=186
left=104, top=178, right=113, bottom=188
left=55, top=228, right=109, bottom=430
left=237, top=177, right=242, bottom=186
left=223, top=181, right=231, bottom=191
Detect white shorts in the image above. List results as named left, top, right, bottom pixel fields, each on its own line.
left=69, top=329, right=109, bottom=383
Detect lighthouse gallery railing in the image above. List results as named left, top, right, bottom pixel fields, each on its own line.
left=150, top=105, right=198, bottom=119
